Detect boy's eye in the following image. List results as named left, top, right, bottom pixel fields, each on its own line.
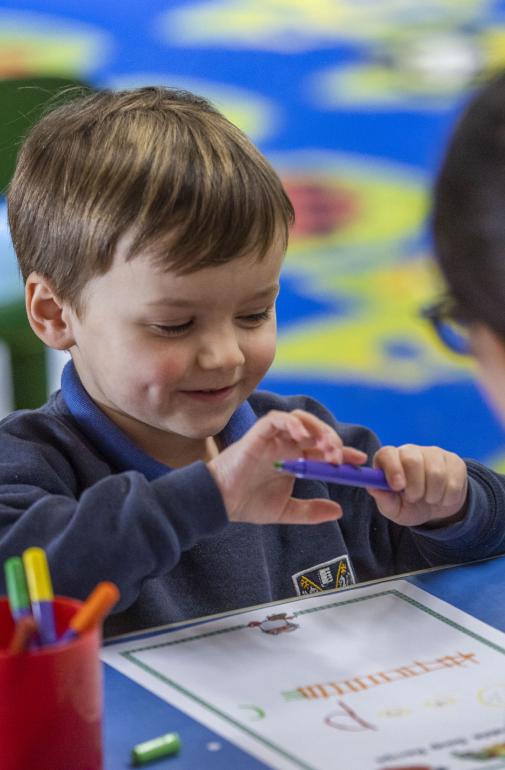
left=152, top=321, right=193, bottom=336
left=239, top=308, right=273, bottom=325
left=150, top=308, right=273, bottom=335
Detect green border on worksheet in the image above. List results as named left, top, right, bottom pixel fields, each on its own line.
left=120, top=589, right=505, bottom=770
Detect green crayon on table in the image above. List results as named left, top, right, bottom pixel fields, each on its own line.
left=131, top=732, right=181, bottom=765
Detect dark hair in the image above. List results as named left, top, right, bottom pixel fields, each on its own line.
left=8, top=86, right=294, bottom=313
left=433, top=71, right=505, bottom=337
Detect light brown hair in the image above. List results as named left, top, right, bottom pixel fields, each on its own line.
left=8, top=86, right=294, bottom=312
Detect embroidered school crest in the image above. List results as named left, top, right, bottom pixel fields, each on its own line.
left=292, top=555, right=355, bottom=596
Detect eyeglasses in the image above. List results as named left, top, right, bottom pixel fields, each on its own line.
left=420, top=296, right=472, bottom=356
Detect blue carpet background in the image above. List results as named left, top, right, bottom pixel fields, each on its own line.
left=1, top=0, right=504, bottom=465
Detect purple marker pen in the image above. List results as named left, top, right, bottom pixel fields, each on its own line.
left=274, top=459, right=393, bottom=491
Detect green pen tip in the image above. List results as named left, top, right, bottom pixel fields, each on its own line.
left=273, top=461, right=283, bottom=469
left=4, top=556, right=30, bottom=610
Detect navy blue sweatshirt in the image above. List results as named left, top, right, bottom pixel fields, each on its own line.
left=0, top=362, right=503, bottom=637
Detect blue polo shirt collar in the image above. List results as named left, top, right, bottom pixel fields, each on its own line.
left=60, top=361, right=257, bottom=480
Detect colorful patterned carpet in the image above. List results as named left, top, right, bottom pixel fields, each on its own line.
left=1, top=0, right=505, bottom=468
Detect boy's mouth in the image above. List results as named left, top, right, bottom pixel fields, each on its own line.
left=179, top=385, right=237, bottom=402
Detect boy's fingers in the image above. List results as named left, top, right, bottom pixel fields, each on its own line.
left=249, top=411, right=308, bottom=445
left=398, top=445, right=426, bottom=503
left=290, top=410, right=342, bottom=443
left=279, top=497, right=343, bottom=525
left=287, top=421, right=343, bottom=463
left=301, top=446, right=367, bottom=464
left=373, top=446, right=406, bottom=491
left=342, top=446, right=368, bottom=464
left=290, top=409, right=333, bottom=432
left=290, top=410, right=368, bottom=465
left=441, top=452, right=468, bottom=509
left=247, top=410, right=367, bottom=468
left=285, top=415, right=311, bottom=442
left=423, top=450, right=448, bottom=505
left=270, top=410, right=346, bottom=464
left=367, top=488, right=402, bottom=519
left=255, top=411, right=325, bottom=442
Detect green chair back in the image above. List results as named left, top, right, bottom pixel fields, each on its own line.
left=0, top=76, right=91, bottom=409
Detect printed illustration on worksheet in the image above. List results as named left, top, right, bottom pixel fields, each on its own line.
left=102, top=580, right=505, bottom=770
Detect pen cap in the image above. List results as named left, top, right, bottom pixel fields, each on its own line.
left=22, top=547, right=54, bottom=602
left=4, top=557, right=30, bottom=612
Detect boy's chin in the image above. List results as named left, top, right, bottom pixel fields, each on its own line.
left=162, top=417, right=231, bottom=440
left=184, top=423, right=229, bottom=440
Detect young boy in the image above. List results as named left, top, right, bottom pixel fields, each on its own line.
left=1, top=86, right=504, bottom=637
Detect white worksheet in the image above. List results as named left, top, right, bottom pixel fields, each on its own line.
left=102, top=580, right=505, bottom=770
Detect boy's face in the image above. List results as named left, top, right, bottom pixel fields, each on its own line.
left=65, top=236, right=284, bottom=460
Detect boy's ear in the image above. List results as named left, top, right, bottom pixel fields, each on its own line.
left=25, top=272, right=76, bottom=350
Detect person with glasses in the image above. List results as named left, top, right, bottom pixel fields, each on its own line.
left=427, top=70, right=505, bottom=424
left=421, top=297, right=472, bottom=357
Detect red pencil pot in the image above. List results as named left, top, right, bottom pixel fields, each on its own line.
left=0, top=596, right=103, bottom=770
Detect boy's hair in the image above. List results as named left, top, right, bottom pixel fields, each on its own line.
left=433, top=71, right=505, bottom=336
left=8, top=86, right=294, bottom=313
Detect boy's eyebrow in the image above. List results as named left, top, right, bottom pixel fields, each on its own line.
left=145, top=284, right=280, bottom=308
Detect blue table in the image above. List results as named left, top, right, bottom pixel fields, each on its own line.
left=103, top=556, right=505, bottom=769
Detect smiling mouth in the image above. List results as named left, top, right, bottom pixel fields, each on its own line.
left=179, top=385, right=237, bottom=399
left=186, top=385, right=235, bottom=392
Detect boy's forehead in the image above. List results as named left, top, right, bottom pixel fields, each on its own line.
left=144, top=282, right=280, bottom=309
left=105, top=240, right=284, bottom=303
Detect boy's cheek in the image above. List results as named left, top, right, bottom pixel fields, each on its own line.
left=250, top=339, right=277, bottom=378
left=131, top=353, right=191, bottom=390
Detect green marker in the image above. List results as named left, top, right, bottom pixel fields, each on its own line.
left=4, top=556, right=31, bottom=622
left=131, top=732, right=181, bottom=765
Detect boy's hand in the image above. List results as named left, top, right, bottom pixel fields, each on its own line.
left=368, top=444, right=468, bottom=528
left=207, top=409, right=367, bottom=525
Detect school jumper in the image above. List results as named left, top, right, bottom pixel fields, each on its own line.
left=0, top=361, right=503, bottom=637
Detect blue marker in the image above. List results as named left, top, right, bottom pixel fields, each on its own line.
left=274, top=459, right=393, bottom=491
left=4, top=556, right=32, bottom=622
left=22, top=547, right=57, bottom=645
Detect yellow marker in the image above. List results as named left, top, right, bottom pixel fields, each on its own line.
left=22, top=547, right=56, bottom=645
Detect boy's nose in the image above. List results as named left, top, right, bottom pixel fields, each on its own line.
left=197, top=330, right=246, bottom=371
